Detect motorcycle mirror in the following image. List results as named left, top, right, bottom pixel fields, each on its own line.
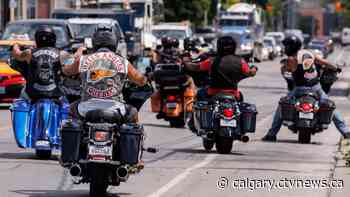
left=145, top=66, right=152, bottom=73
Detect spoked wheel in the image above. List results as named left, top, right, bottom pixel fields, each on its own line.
left=215, top=137, right=233, bottom=154
left=89, top=165, right=108, bottom=197
left=35, top=149, right=52, bottom=159
left=298, top=129, right=312, bottom=144
left=202, top=138, right=214, bottom=151
left=169, top=118, right=185, bottom=128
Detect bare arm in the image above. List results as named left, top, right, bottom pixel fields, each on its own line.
left=128, top=63, right=148, bottom=86
left=12, top=44, right=31, bottom=64
left=315, top=56, right=338, bottom=71
left=285, top=57, right=298, bottom=72
left=61, top=47, right=85, bottom=76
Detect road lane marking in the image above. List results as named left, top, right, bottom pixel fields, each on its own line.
left=146, top=115, right=273, bottom=197
left=146, top=154, right=217, bottom=197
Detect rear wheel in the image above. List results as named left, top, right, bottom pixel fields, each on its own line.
left=89, top=165, right=108, bottom=197
left=215, top=137, right=233, bottom=154
left=169, top=118, right=185, bottom=128
left=298, top=129, right=311, bottom=144
left=35, top=149, right=52, bottom=159
left=202, top=138, right=214, bottom=151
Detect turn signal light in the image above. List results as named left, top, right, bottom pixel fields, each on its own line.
left=94, top=131, right=109, bottom=142
left=223, top=108, right=234, bottom=118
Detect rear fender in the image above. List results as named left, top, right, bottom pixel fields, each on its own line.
left=217, top=126, right=241, bottom=139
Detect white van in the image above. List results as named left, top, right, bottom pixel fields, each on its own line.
left=341, top=28, right=350, bottom=46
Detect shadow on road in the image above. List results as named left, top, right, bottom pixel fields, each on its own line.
left=274, top=139, right=323, bottom=145
left=173, top=148, right=245, bottom=156
left=12, top=189, right=132, bottom=197
left=142, top=123, right=175, bottom=129
left=0, top=152, right=59, bottom=163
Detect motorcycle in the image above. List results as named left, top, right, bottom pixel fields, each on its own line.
left=193, top=92, right=257, bottom=154
left=61, top=99, right=156, bottom=197
left=279, top=90, right=335, bottom=143
left=151, top=63, right=195, bottom=128
left=10, top=98, right=69, bottom=159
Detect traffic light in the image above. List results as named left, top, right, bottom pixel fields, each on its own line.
left=335, top=0, right=344, bottom=12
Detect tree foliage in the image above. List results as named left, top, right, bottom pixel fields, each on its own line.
left=163, top=0, right=212, bottom=26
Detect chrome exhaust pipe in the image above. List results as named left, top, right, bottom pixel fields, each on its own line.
left=69, top=164, right=82, bottom=177
left=241, top=135, right=250, bottom=143
left=116, top=166, right=129, bottom=182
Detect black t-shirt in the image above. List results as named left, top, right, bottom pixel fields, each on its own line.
left=292, top=64, right=321, bottom=87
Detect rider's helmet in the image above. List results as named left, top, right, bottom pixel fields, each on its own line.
left=161, top=36, right=173, bottom=49
left=282, top=35, right=302, bottom=56
left=217, top=35, right=236, bottom=57
left=184, top=37, right=196, bottom=51
left=171, top=38, right=180, bottom=49
left=92, top=24, right=118, bottom=52
left=35, top=26, right=56, bottom=48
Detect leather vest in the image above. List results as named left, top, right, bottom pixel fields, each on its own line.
left=80, top=49, right=128, bottom=102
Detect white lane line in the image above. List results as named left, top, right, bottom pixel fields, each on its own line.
left=146, top=154, right=217, bottom=197
left=146, top=115, right=273, bottom=197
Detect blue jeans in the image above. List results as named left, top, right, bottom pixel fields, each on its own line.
left=267, top=84, right=349, bottom=137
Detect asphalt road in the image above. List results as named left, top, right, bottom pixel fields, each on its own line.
left=0, top=48, right=349, bottom=197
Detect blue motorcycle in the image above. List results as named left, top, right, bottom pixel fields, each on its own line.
left=10, top=98, right=69, bottom=159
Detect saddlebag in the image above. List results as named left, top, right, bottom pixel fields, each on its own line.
left=279, top=96, right=296, bottom=122
left=10, top=99, right=31, bottom=148
left=60, top=120, right=81, bottom=164
left=317, top=99, right=336, bottom=125
left=117, top=123, right=144, bottom=165
left=239, top=102, right=258, bottom=133
left=193, top=101, right=214, bottom=130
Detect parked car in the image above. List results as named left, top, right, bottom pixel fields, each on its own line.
left=1, top=19, right=74, bottom=51
left=67, top=18, right=127, bottom=57
left=265, top=32, right=285, bottom=56
left=0, top=40, right=34, bottom=103
left=194, top=26, right=216, bottom=45
left=341, top=28, right=350, bottom=46
left=263, top=36, right=277, bottom=60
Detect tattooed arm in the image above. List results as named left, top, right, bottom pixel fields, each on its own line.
left=12, top=44, right=32, bottom=64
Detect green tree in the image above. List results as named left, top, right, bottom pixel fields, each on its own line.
left=163, top=0, right=212, bottom=26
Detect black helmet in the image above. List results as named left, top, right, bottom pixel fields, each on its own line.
left=161, top=36, right=173, bottom=49
left=92, top=24, right=118, bottom=52
left=282, top=35, right=302, bottom=56
left=35, top=26, right=56, bottom=48
left=171, top=38, right=179, bottom=48
left=217, top=35, right=236, bottom=56
left=184, top=37, right=196, bottom=51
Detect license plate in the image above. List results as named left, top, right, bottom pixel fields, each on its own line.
left=89, top=145, right=112, bottom=156
left=299, top=112, right=314, bottom=120
left=35, top=140, right=50, bottom=147
left=0, top=87, right=5, bottom=94
left=220, top=119, right=237, bottom=127
left=166, top=102, right=177, bottom=109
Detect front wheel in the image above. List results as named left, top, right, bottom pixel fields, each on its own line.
left=35, top=149, right=52, bottom=159
left=215, top=137, right=233, bottom=154
left=169, top=118, right=185, bottom=128
left=298, top=129, right=311, bottom=144
left=202, top=138, right=214, bottom=151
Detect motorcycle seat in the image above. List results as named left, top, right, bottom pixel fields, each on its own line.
left=85, top=109, right=124, bottom=124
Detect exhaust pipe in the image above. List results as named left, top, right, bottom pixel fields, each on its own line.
left=116, top=166, right=129, bottom=182
left=241, top=135, right=250, bottom=143
left=69, top=164, right=82, bottom=177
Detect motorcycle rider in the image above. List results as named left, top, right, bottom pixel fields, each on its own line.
left=262, top=36, right=350, bottom=141
left=11, top=26, right=73, bottom=101
left=184, top=36, right=258, bottom=132
left=62, top=24, right=149, bottom=123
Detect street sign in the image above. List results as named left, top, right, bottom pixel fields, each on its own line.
left=9, top=0, right=17, bottom=9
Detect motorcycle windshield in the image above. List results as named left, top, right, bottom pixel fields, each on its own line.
left=78, top=99, right=126, bottom=117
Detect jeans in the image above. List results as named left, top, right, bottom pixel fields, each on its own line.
left=267, top=84, right=349, bottom=137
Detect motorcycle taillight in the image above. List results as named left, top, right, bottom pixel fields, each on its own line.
left=223, top=108, right=234, bottom=118
left=94, top=131, right=109, bottom=142
left=167, top=95, right=177, bottom=102
left=300, top=103, right=313, bottom=112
